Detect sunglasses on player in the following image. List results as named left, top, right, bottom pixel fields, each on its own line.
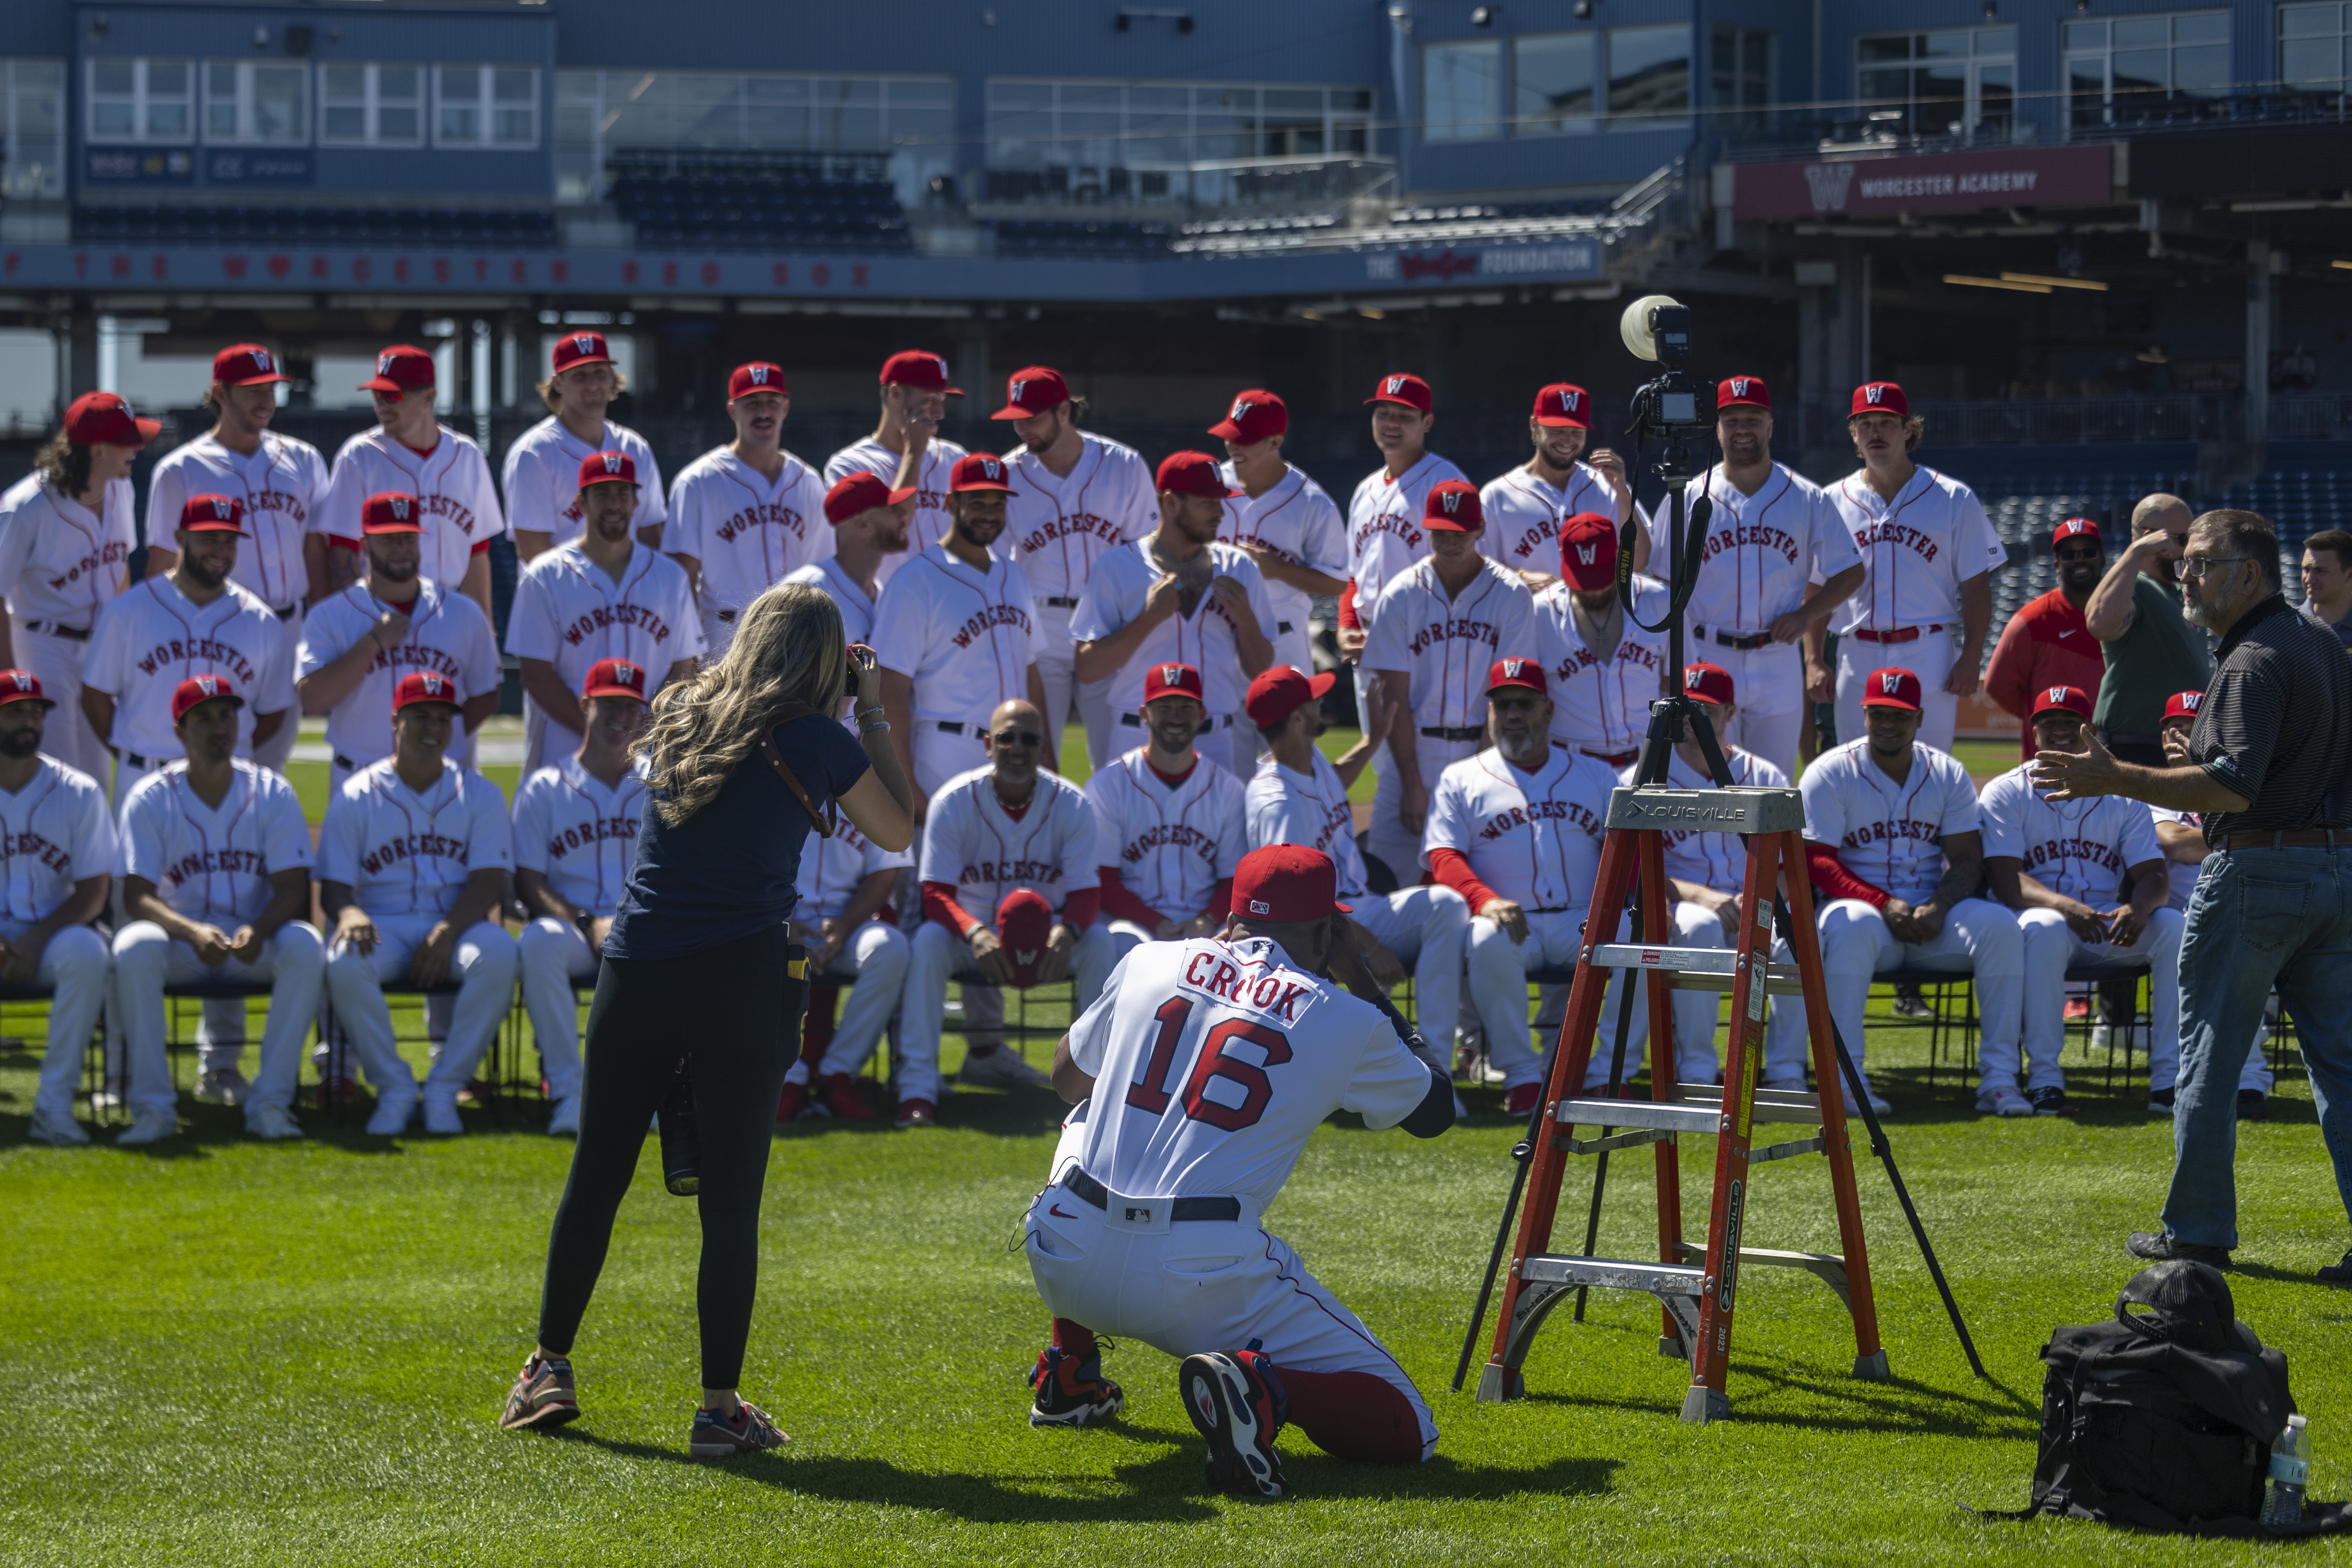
left=991, top=728, right=1045, bottom=748
left=2054, top=545, right=2102, bottom=562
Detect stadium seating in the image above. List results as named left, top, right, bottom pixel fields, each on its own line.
left=74, top=206, right=558, bottom=248
left=606, top=150, right=913, bottom=254
left=991, top=219, right=1174, bottom=260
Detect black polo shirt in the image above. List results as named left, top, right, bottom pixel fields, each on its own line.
left=2187, top=593, right=2352, bottom=844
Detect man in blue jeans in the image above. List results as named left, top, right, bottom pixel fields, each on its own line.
left=2035, top=508, right=2352, bottom=1281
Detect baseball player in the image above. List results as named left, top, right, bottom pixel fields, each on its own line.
left=993, top=365, right=1157, bottom=771
left=1077, top=663, right=1247, bottom=1010
left=899, top=697, right=1108, bottom=1121
left=1021, top=844, right=1450, bottom=1496
left=1808, top=382, right=2007, bottom=755
left=1638, top=377, right=1864, bottom=779
left=784, top=474, right=916, bottom=652
left=296, top=491, right=502, bottom=790
left=665, top=362, right=831, bottom=656
left=82, top=495, right=296, bottom=804
left=113, top=674, right=324, bottom=1141
left=1210, top=390, right=1348, bottom=679
left=782, top=803, right=917, bottom=1122
left=1979, top=684, right=2178, bottom=1119
left=871, top=452, right=1052, bottom=813
left=317, top=670, right=519, bottom=1137
left=1794, top=666, right=2025, bottom=1116
left=313, top=344, right=504, bottom=622
left=142, top=345, right=325, bottom=772
left=1984, top=517, right=2108, bottom=761
left=1479, top=382, right=1635, bottom=587
left=823, top=349, right=970, bottom=592
left=507, top=452, right=702, bottom=775
left=1359, top=479, right=1536, bottom=887
left=502, top=330, right=665, bottom=560
left=1530, top=512, right=1673, bottom=769
left=0, top=391, right=152, bottom=781
left=1072, top=451, right=1278, bottom=779
left=512, top=658, right=649, bottom=1138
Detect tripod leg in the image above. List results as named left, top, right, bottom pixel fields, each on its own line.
left=1452, top=1090, right=1553, bottom=1393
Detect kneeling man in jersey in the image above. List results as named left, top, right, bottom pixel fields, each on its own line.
left=1023, top=845, right=1450, bottom=1498
left=318, top=671, right=518, bottom=1135
left=115, top=675, right=325, bottom=1141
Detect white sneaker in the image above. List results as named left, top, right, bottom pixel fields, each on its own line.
left=957, top=1046, right=1049, bottom=1088
left=195, top=1067, right=251, bottom=1106
left=364, top=1091, right=418, bottom=1136
left=87, top=1078, right=127, bottom=1113
left=1762, top=1077, right=1809, bottom=1095
left=27, top=1108, right=90, bottom=1146
left=116, top=1111, right=179, bottom=1145
left=1976, top=1083, right=2034, bottom=1119
left=546, top=1096, right=581, bottom=1137
left=1843, top=1075, right=1893, bottom=1118
left=246, top=1104, right=305, bottom=1140
left=2089, top=1023, right=2151, bottom=1053
left=420, top=1090, right=464, bottom=1136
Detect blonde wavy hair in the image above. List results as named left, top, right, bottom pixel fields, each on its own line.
left=638, top=583, right=848, bottom=826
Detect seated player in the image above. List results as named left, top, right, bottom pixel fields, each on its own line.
left=1979, top=685, right=2181, bottom=1119
left=114, top=675, right=324, bottom=1142
left=1077, top=664, right=1246, bottom=1009
left=782, top=807, right=915, bottom=1126
left=903, top=697, right=1107, bottom=1117
left=1021, top=845, right=1452, bottom=1497
left=318, top=671, right=518, bottom=1136
left=511, top=658, right=649, bottom=1138
left=1792, top=666, right=2024, bottom=1117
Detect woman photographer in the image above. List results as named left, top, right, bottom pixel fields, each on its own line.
left=505, top=581, right=912, bottom=1457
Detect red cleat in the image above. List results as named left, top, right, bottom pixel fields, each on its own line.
left=895, top=1097, right=938, bottom=1129
left=818, top=1072, right=877, bottom=1122
left=777, top=1080, right=811, bottom=1123
left=1505, top=1082, right=1544, bottom=1117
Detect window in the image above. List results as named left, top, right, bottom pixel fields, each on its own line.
left=320, top=63, right=423, bottom=145
left=2282, top=2, right=2352, bottom=95
left=1712, top=25, right=1773, bottom=132
left=1, top=59, right=65, bottom=198
left=204, top=61, right=307, bottom=144
left=436, top=64, right=538, bottom=148
left=977, top=80, right=1375, bottom=166
left=1423, top=39, right=1503, bottom=141
left=2063, top=13, right=2229, bottom=132
left=86, top=57, right=192, bottom=143
left=1608, top=25, right=1691, bottom=129
left=1515, top=33, right=1596, bottom=135
left=1857, top=27, right=2016, bottom=140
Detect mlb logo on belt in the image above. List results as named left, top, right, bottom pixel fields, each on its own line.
left=1123, top=1206, right=1153, bottom=1224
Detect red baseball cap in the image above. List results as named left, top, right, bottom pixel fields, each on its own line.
left=880, top=349, right=960, bottom=394
left=728, top=362, right=787, bottom=401
left=948, top=452, right=1016, bottom=493
left=993, top=366, right=1070, bottom=421
left=1423, top=479, right=1483, bottom=532
left=1142, top=662, right=1203, bottom=706
left=213, top=343, right=288, bottom=387
left=825, top=472, right=916, bottom=524
left=2031, top=685, right=2094, bottom=720
left=1488, top=657, right=1547, bottom=695
left=0, top=670, right=50, bottom=708
left=2164, top=690, right=2205, bottom=723
left=2053, top=517, right=2102, bottom=550
left=393, top=670, right=461, bottom=712
left=1533, top=383, right=1591, bottom=429
left=360, top=344, right=435, bottom=394
left=1682, top=662, right=1734, bottom=706
left=551, top=330, right=614, bottom=373
left=178, top=494, right=248, bottom=536
left=582, top=657, right=647, bottom=701
left=1718, top=375, right=1771, bottom=411
left=1851, top=381, right=1909, bottom=419
left=171, top=673, right=242, bottom=723
left=1859, top=667, right=1922, bottom=711
left=997, top=887, right=1054, bottom=987
left=1365, top=372, right=1433, bottom=413
left=1233, top=844, right=1350, bottom=921
left=1558, top=511, right=1619, bottom=590
left=1210, top=389, right=1287, bottom=443
left=63, top=391, right=161, bottom=448
left=577, top=450, right=638, bottom=489
left=1157, top=450, right=1244, bottom=500
left=1244, top=665, right=1337, bottom=728
left=361, top=492, right=425, bottom=534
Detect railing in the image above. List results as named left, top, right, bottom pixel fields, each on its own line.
left=977, top=155, right=1396, bottom=213
left=1719, top=89, right=2352, bottom=165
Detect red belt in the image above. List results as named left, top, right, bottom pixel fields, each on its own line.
left=1583, top=748, right=1639, bottom=767
left=1851, top=623, right=1947, bottom=645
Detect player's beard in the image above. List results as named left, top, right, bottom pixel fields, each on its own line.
left=0, top=726, right=40, bottom=759
left=1497, top=725, right=1549, bottom=767
left=951, top=513, right=1002, bottom=551
left=181, top=553, right=229, bottom=593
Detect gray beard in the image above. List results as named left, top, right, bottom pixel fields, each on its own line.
left=1498, top=730, right=1549, bottom=767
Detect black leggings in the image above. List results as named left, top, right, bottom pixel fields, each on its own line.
left=536, top=925, right=792, bottom=1389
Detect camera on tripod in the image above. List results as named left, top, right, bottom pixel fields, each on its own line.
left=1619, top=294, right=1717, bottom=475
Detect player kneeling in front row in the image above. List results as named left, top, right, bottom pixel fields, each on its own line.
left=1023, top=845, right=1450, bottom=1497
left=115, top=675, right=324, bottom=1142
left=319, top=671, right=518, bottom=1135
left=512, top=658, right=649, bottom=1137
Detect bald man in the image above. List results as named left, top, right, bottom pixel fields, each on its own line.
left=2086, top=494, right=2214, bottom=769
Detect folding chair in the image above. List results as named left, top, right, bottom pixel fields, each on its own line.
left=314, top=980, right=531, bottom=1127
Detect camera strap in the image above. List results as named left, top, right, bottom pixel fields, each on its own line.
left=758, top=704, right=836, bottom=837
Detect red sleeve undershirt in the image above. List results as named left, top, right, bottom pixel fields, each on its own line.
left=1061, top=887, right=1099, bottom=930
left=1428, top=848, right=1499, bottom=914
left=1205, top=877, right=1233, bottom=924
left=329, top=535, right=360, bottom=552
left=1096, top=868, right=1169, bottom=930
left=472, top=538, right=492, bottom=554
left=922, top=880, right=984, bottom=937
left=1805, top=842, right=1891, bottom=910
left=1337, top=578, right=1361, bottom=631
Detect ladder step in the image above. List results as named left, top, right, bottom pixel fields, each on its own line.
left=1554, top=1097, right=1720, bottom=1134
left=1606, top=784, right=1806, bottom=834
left=1675, top=1084, right=1831, bottom=1126
left=1587, top=944, right=1808, bottom=994
left=1520, top=1254, right=1706, bottom=1297
left=1674, top=1241, right=1854, bottom=1307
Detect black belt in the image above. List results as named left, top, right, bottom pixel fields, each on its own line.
left=22, top=620, right=87, bottom=640
left=1124, top=712, right=1234, bottom=728
left=1044, top=596, right=1081, bottom=609
left=934, top=721, right=968, bottom=735
left=1696, top=624, right=1773, bottom=651
left=1421, top=725, right=1484, bottom=742
left=271, top=601, right=300, bottom=621
left=124, top=751, right=156, bottom=769
left=1277, top=620, right=1294, bottom=635
left=1584, top=748, right=1639, bottom=767
left=334, top=752, right=360, bottom=771
left=1063, top=1167, right=1241, bottom=1223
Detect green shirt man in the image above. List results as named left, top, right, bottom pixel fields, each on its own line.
left=2087, top=495, right=2214, bottom=756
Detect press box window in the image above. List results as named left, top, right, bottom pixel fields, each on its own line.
left=1423, top=39, right=1503, bottom=142
left=2063, top=13, right=2229, bottom=131
left=205, top=61, right=308, bottom=144
left=1855, top=28, right=2016, bottom=140
left=436, top=65, right=538, bottom=148
left=1607, top=25, right=1691, bottom=130
left=2283, top=2, right=2352, bottom=96
left=321, top=63, right=424, bottom=146
left=86, top=57, right=192, bottom=143
left=1515, top=33, right=1596, bottom=136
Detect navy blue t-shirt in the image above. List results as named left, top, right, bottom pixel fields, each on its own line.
left=606, top=713, right=872, bottom=961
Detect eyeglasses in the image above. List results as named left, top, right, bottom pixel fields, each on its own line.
left=990, top=729, right=1044, bottom=747
left=2053, top=546, right=2103, bottom=562
left=2178, top=554, right=2252, bottom=579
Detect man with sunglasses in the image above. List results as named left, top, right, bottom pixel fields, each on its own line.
left=2085, top=493, right=2212, bottom=768
left=1985, top=517, right=2109, bottom=761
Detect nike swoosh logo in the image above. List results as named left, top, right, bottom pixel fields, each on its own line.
left=2056, top=629, right=2076, bottom=638
left=1049, top=1204, right=1079, bottom=1219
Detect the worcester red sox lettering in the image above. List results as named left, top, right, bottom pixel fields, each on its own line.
left=950, top=602, right=1032, bottom=649
left=1841, top=817, right=1942, bottom=849
left=359, top=831, right=470, bottom=876
left=958, top=856, right=1067, bottom=889
left=1122, top=822, right=1225, bottom=867
left=545, top=815, right=637, bottom=861
left=1400, top=615, right=1504, bottom=657
left=1351, top=511, right=1424, bottom=558
left=1017, top=512, right=1123, bottom=554
left=2016, top=835, right=2129, bottom=878
left=711, top=501, right=810, bottom=546
left=2, top=829, right=75, bottom=876
left=1854, top=520, right=1940, bottom=563
left=48, top=540, right=130, bottom=593
left=1698, top=522, right=1802, bottom=568
left=558, top=604, right=676, bottom=647
left=134, top=639, right=260, bottom=683
left=160, top=846, right=267, bottom=887
left=1477, top=798, right=1603, bottom=842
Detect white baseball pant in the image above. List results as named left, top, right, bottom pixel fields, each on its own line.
left=1793, top=896, right=2024, bottom=1086
left=2013, top=905, right=2220, bottom=1095
left=1687, top=635, right=1808, bottom=781
left=523, top=709, right=585, bottom=778
left=1073, top=919, right=1156, bottom=1014
left=1035, top=602, right=1119, bottom=771
left=1834, top=626, right=1960, bottom=753
left=323, top=913, right=519, bottom=1101
left=517, top=916, right=599, bottom=1102
left=27, top=924, right=119, bottom=1122
left=1464, top=907, right=1699, bottom=1092
left=905, top=917, right=1114, bottom=1104
left=909, top=733, right=1003, bottom=1045
left=1352, top=885, right=1469, bottom=1046
left=15, top=622, right=109, bottom=781
left=802, top=920, right=911, bottom=1085
left=112, top=920, right=324, bottom=1121
left=1366, top=732, right=1482, bottom=894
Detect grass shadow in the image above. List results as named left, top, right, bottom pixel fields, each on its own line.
left=1508, top=1353, right=2041, bottom=1439
left=776, top=1083, right=1071, bottom=1140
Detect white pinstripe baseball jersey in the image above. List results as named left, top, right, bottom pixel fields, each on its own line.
left=868, top=544, right=1040, bottom=726
left=919, top=765, right=1098, bottom=919
left=782, top=557, right=878, bottom=649
left=317, top=757, right=514, bottom=919
left=319, top=425, right=506, bottom=585
left=1479, top=462, right=1619, bottom=577
left=296, top=579, right=502, bottom=771
left=145, top=431, right=328, bottom=611
left=0, top=473, right=136, bottom=627
left=1084, top=749, right=1247, bottom=922
left=794, top=812, right=913, bottom=926
left=823, top=436, right=972, bottom=591
left=1070, top=539, right=1279, bottom=718
left=1361, top=557, right=1538, bottom=733
left=1346, top=452, right=1468, bottom=622
left=2148, top=806, right=2205, bottom=910
left=1648, top=462, right=1862, bottom=634
left=1531, top=577, right=1673, bottom=755
left=1216, top=462, right=1347, bottom=639
left=1825, top=466, right=2008, bottom=634
left=1002, top=432, right=1158, bottom=602
left=500, top=416, right=665, bottom=549
left=1616, top=745, right=1791, bottom=893
left=1244, top=750, right=1370, bottom=900
left=0, top=755, right=112, bottom=923
left=1422, top=742, right=1615, bottom=910
left=1979, top=762, right=2161, bottom=906
left=120, top=759, right=312, bottom=926
left=83, top=577, right=297, bottom=759
left=1798, top=738, right=1979, bottom=905
left=511, top=753, right=648, bottom=920
left=664, top=445, right=834, bottom=643
left=506, top=541, right=702, bottom=689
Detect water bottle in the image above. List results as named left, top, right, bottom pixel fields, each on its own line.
left=2263, top=1413, right=2310, bottom=1531
left=657, top=1066, right=701, bottom=1197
